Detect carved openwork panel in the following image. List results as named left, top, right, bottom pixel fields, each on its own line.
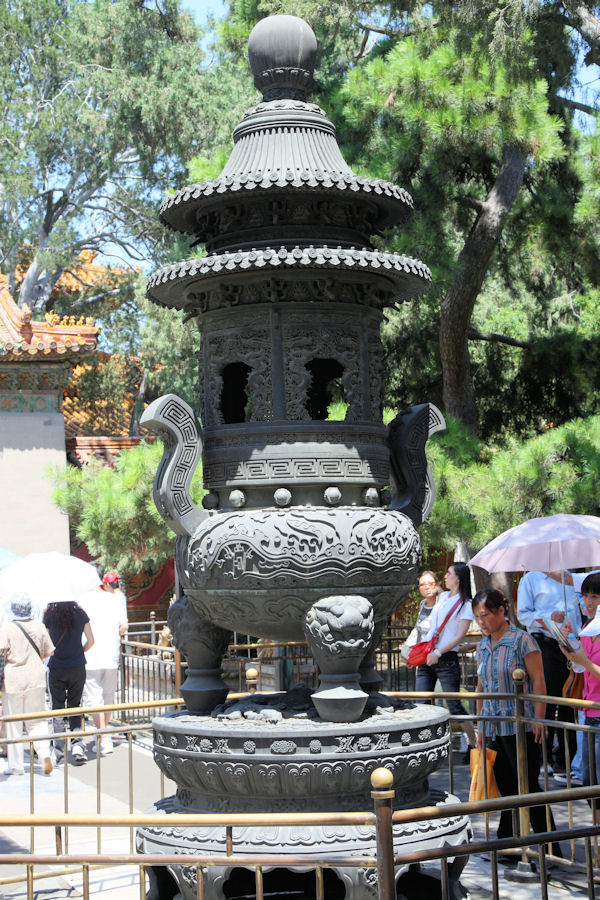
left=183, top=276, right=388, bottom=316
left=198, top=195, right=379, bottom=252
left=205, top=327, right=272, bottom=424
left=283, top=325, right=362, bottom=421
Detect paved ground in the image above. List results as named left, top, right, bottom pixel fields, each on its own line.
left=0, top=735, right=597, bottom=899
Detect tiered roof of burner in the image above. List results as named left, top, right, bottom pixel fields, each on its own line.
left=147, top=14, right=432, bottom=310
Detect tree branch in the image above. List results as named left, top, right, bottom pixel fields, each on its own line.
left=358, top=19, right=438, bottom=39
left=462, top=196, right=487, bottom=213
left=561, top=1, right=600, bottom=66
left=468, top=328, right=532, bottom=349
left=440, top=142, right=529, bottom=430
left=59, top=288, right=122, bottom=315
left=558, top=95, right=598, bottom=116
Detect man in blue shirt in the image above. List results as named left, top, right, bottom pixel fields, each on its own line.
left=517, top=570, right=579, bottom=775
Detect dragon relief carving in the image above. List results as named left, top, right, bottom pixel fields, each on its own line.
left=367, top=326, right=384, bottom=420
left=283, top=326, right=363, bottom=421
left=185, top=508, right=420, bottom=588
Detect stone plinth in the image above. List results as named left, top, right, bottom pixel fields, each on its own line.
left=137, top=700, right=471, bottom=899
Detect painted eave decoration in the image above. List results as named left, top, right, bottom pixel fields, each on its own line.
left=0, top=283, right=99, bottom=361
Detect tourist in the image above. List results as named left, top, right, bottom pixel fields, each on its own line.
left=43, top=600, right=94, bottom=766
left=559, top=572, right=600, bottom=822
left=415, top=561, right=477, bottom=755
left=416, top=570, right=442, bottom=625
left=79, top=570, right=128, bottom=755
left=473, top=588, right=561, bottom=853
left=516, top=570, right=581, bottom=774
left=0, top=596, right=54, bottom=776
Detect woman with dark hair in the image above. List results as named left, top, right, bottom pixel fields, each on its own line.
left=560, top=572, right=600, bottom=822
left=473, top=588, right=561, bottom=851
left=415, top=561, right=476, bottom=753
left=43, top=601, right=94, bottom=765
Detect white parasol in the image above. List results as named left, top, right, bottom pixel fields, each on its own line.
left=469, top=514, right=600, bottom=574
left=0, top=551, right=101, bottom=620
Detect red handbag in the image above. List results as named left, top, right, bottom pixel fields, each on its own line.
left=407, top=598, right=463, bottom=668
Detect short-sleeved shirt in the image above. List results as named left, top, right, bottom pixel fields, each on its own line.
left=79, top=588, right=127, bottom=669
left=581, top=635, right=600, bottom=718
left=423, top=591, right=473, bottom=649
left=477, top=623, right=540, bottom=737
left=517, top=571, right=581, bottom=635
left=45, top=606, right=89, bottom=669
left=0, top=619, right=54, bottom=693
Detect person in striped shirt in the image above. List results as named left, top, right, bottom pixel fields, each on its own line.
left=474, top=588, right=561, bottom=855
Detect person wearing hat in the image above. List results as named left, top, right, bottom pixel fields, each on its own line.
left=560, top=571, right=600, bottom=821
left=0, top=596, right=54, bottom=775
left=78, top=569, right=128, bottom=755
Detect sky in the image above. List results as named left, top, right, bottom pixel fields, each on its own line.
left=181, top=0, right=228, bottom=25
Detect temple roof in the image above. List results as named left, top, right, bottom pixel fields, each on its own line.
left=0, top=282, right=99, bottom=361
left=62, top=354, right=144, bottom=438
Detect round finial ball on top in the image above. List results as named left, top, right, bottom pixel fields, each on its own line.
left=248, top=15, right=318, bottom=101
left=371, top=767, right=394, bottom=791
left=248, top=15, right=317, bottom=75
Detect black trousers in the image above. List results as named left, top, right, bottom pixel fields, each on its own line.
left=492, top=732, right=561, bottom=855
left=49, top=665, right=86, bottom=747
left=534, top=633, right=577, bottom=768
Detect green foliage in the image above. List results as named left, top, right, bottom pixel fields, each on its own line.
left=423, top=414, right=600, bottom=551
left=51, top=441, right=206, bottom=574
left=64, top=354, right=143, bottom=437
left=138, top=293, right=202, bottom=417
left=0, top=0, right=217, bottom=312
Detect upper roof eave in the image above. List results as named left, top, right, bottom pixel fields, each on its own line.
left=0, top=285, right=99, bottom=362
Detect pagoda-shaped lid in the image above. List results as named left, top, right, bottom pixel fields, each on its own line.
left=159, top=15, right=414, bottom=241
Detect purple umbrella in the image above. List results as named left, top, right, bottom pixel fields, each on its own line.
left=469, top=513, right=600, bottom=573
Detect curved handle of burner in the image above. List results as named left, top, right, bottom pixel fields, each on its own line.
left=140, top=393, right=207, bottom=537
left=387, top=403, right=446, bottom=527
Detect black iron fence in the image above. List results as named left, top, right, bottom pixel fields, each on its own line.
left=116, top=620, right=481, bottom=718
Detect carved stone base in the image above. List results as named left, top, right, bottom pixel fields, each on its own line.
left=137, top=702, right=471, bottom=898
left=138, top=790, right=470, bottom=900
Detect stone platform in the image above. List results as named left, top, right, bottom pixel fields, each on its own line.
left=136, top=696, right=471, bottom=899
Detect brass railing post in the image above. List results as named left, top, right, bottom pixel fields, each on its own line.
left=513, top=669, right=530, bottom=818
left=175, top=649, right=182, bottom=697
left=371, top=767, right=395, bottom=900
left=505, top=668, right=537, bottom=882
left=246, top=667, right=258, bottom=694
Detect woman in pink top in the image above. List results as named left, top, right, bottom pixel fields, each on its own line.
left=562, top=572, right=600, bottom=822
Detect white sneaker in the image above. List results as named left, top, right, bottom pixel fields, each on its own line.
left=50, top=749, right=64, bottom=767
left=100, top=738, right=114, bottom=756
left=71, top=744, right=86, bottom=765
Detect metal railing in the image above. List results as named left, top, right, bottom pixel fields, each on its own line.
left=117, top=623, right=480, bottom=711
left=1, top=681, right=599, bottom=899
